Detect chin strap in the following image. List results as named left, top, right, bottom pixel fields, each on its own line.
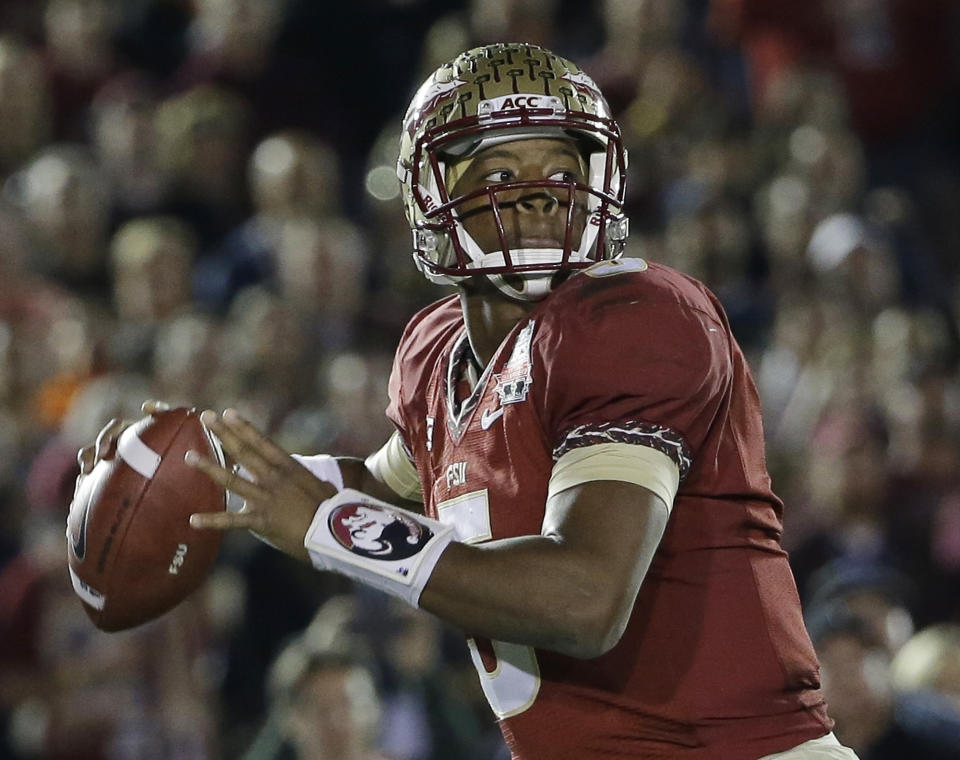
left=478, top=247, right=569, bottom=301
left=444, top=206, right=605, bottom=300
left=485, top=271, right=555, bottom=301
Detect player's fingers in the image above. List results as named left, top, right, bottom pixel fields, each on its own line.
left=94, top=418, right=126, bottom=462
left=77, top=445, right=95, bottom=474
left=219, top=408, right=293, bottom=470
left=184, top=449, right=269, bottom=504
left=189, top=509, right=259, bottom=533
left=142, top=399, right=171, bottom=415
left=199, top=410, right=276, bottom=479
left=199, top=411, right=325, bottom=503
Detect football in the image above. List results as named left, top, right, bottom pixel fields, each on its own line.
left=66, top=407, right=226, bottom=631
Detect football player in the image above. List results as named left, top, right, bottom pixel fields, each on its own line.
left=80, top=44, right=860, bottom=759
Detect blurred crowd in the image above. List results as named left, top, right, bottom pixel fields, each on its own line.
left=0, top=0, right=959, bottom=758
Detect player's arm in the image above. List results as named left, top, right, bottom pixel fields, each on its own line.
left=294, top=431, right=423, bottom=511
left=421, top=479, right=669, bottom=658
left=334, top=457, right=411, bottom=503
left=188, top=410, right=671, bottom=659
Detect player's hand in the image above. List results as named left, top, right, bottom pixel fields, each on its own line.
left=77, top=400, right=171, bottom=475
left=185, top=409, right=337, bottom=562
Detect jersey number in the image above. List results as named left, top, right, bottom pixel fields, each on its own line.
left=436, top=489, right=492, bottom=543
left=437, top=490, right=542, bottom=717
left=467, top=637, right=541, bottom=719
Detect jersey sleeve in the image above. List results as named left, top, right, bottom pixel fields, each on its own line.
left=371, top=328, right=424, bottom=502
left=547, top=442, right=680, bottom=510
left=377, top=296, right=463, bottom=503
left=384, top=334, right=409, bottom=443
left=535, top=273, right=732, bottom=497
left=365, top=430, right=423, bottom=502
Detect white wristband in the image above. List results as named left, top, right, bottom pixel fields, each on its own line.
left=291, top=454, right=344, bottom=491
left=304, top=488, right=454, bottom=608
left=227, top=454, right=344, bottom=513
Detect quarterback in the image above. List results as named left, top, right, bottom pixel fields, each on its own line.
left=80, top=45, right=859, bottom=759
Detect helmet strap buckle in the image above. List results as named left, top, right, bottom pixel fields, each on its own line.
left=607, top=216, right=629, bottom=242
left=413, top=229, right=439, bottom=253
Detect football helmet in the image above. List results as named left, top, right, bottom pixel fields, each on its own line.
left=398, top=43, right=629, bottom=300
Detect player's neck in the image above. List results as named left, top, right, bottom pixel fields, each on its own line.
left=459, top=287, right=535, bottom=367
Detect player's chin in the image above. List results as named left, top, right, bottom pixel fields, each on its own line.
left=460, top=272, right=530, bottom=301
left=459, top=273, right=502, bottom=296
left=459, top=268, right=574, bottom=301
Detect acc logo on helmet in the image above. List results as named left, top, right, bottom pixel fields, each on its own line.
left=479, top=95, right=564, bottom=119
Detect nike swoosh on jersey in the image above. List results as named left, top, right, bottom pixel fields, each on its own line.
left=480, top=407, right=504, bottom=430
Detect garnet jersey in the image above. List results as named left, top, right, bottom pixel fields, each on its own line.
left=378, top=259, right=832, bottom=759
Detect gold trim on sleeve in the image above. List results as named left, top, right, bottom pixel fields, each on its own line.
left=547, top=442, right=679, bottom=511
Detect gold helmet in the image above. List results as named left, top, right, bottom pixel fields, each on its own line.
left=397, top=43, right=629, bottom=300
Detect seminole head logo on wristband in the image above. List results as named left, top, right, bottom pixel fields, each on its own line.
left=328, top=502, right=434, bottom=561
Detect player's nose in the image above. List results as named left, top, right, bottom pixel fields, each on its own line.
left=516, top=190, right=560, bottom=215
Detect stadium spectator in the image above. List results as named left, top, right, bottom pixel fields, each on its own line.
left=371, top=597, right=496, bottom=760
left=194, top=130, right=369, bottom=327
left=891, top=624, right=960, bottom=708
left=108, top=215, right=198, bottom=373
left=6, top=144, right=112, bottom=299
left=88, top=74, right=166, bottom=223
left=42, top=0, right=125, bottom=142
left=150, top=312, right=223, bottom=409
left=175, top=0, right=294, bottom=142
left=0, top=36, right=51, bottom=180
left=153, top=84, right=251, bottom=251
left=240, top=595, right=388, bottom=760
left=708, top=0, right=957, bottom=144
left=111, top=216, right=196, bottom=325
left=808, top=604, right=960, bottom=759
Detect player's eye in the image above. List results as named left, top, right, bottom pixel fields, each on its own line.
left=548, top=169, right=580, bottom=183
left=483, top=169, right=513, bottom=183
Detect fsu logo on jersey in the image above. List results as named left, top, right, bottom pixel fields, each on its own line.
left=328, top=502, right=433, bottom=561
left=494, top=321, right=536, bottom=405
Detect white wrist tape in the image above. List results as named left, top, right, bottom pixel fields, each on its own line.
left=227, top=454, right=344, bottom=513
left=304, top=488, right=454, bottom=608
left=291, top=454, right=344, bottom=491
